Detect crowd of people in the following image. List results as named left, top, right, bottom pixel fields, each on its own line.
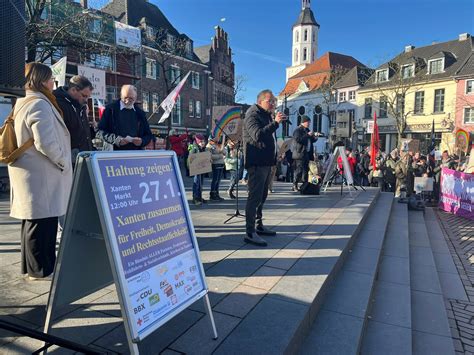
left=7, top=62, right=472, bottom=276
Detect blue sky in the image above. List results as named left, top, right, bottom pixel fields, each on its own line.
left=154, top=0, right=473, bottom=103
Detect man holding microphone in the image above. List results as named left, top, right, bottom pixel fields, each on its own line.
left=292, top=115, right=318, bottom=191
left=242, top=90, right=285, bottom=246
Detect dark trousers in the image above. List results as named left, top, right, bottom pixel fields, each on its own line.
left=229, top=169, right=238, bottom=192
left=210, top=166, right=223, bottom=193
left=21, top=217, right=58, bottom=277
left=245, top=165, right=272, bottom=234
left=294, top=159, right=309, bottom=184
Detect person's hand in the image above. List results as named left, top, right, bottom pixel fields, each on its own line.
left=119, top=138, right=129, bottom=146
left=132, top=137, right=142, bottom=146
left=274, top=112, right=286, bottom=124
left=308, top=131, right=314, bottom=136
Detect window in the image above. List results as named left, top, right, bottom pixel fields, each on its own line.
left=146, top=26, right=155, bottom=39
left=364, top=98, right=372, bottom=118
left=349, top=91, right=356, bottom=101
left=434, top=89, right=445, bottom=113
left=401, top=64, right=414, bottom=79
left=145, top=58, right=156, bottom=79
left=379, top=96, right=388, bottom=118
left=312, top=50, right=315, bottom=62
left=339, top=91, right=346, bottom=102
left=189, top=99, right=194, bottom=117
left=152, top=93, right=159, bottom=113
left=348, top=109, right=355, bottom=121
left=466, top=80, right=474, bottom=94
left=167, top=34, right=174, bottom=49
left=303, top=48, right=307, bottom=61
left=330, top=111, right=336, bottom=126
left=84, top=53, right=115, bottom=71
left=396, top=94, right=405, bottom=116
left=304, top=30, right=308, bottom=41
left=106, top=86, right=116, bottom=105
left=196, top=101, right=201, bottom=118
left=191, top=72, right=200, bottom=89
left=414, top=91, right=424, bottom=114
left=376, top=69, right=388, bottom=82
left=429, top=59, right=444, bottom=74
left=295, top=31, right=299, bottom=43
left=142, top=91, right=149, bottom=112
left=312, top=31, right=315, bottom=42
left=294, top=49, right=298, bottom=62
left=169, top=65, right=180, bottom=84
left=186, top=41, right=192, bottom=56
left=330, top=92, right=336, bottom=103
left=172, top=96, right=181, bottom=125
left=89, top=18, right=102, bottom=34
left=464, top=107, right=474, bottom=124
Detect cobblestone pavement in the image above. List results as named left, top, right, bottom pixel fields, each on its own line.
left=437, top=210, right=474, bottom=354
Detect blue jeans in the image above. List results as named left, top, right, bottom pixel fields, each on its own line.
left=193, top=174, right=204, bottom=199
left=229, top=169, right=238, bottom=191
left=210, top=166, right=223, bottom=192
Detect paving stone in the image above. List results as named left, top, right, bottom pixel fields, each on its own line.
left=412, top=290, right=452, bottom=337
left=322, top=270, right=372, bottom=318
left=378, top=255, right=410, bottom=286
left=300, top=309, right=363, bottom=355
left=411, top=263, right=443, bottom=294
left=214, top=297, right=308, bottom=355
left=343, top=246, right=380, bottom=276
left=383, top=230, right=409, bottom=259
left=213, top=284, right=265, bottom=318
left=242, top=266, right=286, bottom=291
left=438, top=271, right=469, bottom=301
left=372, top=280, right=411, bottom=326
left=412, top=331, right=455, bottom=355
left=361, top=320, right=411, bottom=355
left=188, top=277, right=240, bottom=313
left=354, top=229, right=385, bottom=250
left=410, top=246, right=436, bottom=268
left=433, top=252, right=461, bottom=274
left=205, top=255, right=268, bottom=283
left=269, top=259, right=333, bottom=306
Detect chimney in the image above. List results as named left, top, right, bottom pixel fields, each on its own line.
left=80, top=0, right=88, bottom=8
left=459, top=33, right=470, bottom=41
left=404, top=45, right=415, bottom=53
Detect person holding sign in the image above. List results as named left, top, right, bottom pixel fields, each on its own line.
left=8, top=62, right=73, bottom=280
left=292, top=115, right=318, bottom=192
left=96, top=85, right=153, bottom=150
left=243, top=90, right=284, bottom=246
left=189, top=134, right=208, bottom=205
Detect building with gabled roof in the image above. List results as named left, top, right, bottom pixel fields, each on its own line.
left=453, top=37, right=474, bottom=134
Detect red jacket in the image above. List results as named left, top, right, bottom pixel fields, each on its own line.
left=169, top=134, right=188, bottom=157
left=337, top=155, right=357, bottom=175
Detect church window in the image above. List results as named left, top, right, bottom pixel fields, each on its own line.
left=294, top=49, right=299, bottom=62
left=304, top=30, right=308, bottom=41
left=295, top=31, right=299, bottom=43
left=303, top=48, right=307, bottom=61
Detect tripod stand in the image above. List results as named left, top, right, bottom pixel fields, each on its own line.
left=211, top=118, right=246, bottom=224
left=324, top=167, right=365, bottom=196
left=224, top=141, right=246, bottom=224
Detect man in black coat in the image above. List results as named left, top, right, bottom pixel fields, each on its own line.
left=97, top=85, right=153, bottom=150
left=242, top=89, right=285, bottom=246
left=292, top=115, right=317, bottom=191
left=53, top=75, right=94, bottom=166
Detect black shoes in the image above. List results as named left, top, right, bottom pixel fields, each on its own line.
left=256, top=225, right=277, bottom=236
left=228, top=189, right=236, bottom=199
left=292, top=183, right=299, bottom=192
left=244, top=232, right=267, bottom=246
left=210, top=191, right=225, bottom=201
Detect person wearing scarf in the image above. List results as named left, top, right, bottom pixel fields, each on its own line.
left=8, top=62, right=72, bottom=281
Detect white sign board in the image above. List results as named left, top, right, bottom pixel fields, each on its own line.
left=414, top=177, right=434, bottom=192
left=188, top=151, right=212, bottom=176
left=115, top=21, right=142, bottom=51
left=77, top=65, right=106, bottom=100
left=367, top=121, right=374, bottom=134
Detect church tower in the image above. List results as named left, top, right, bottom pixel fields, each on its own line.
left=286, top=0, right=320, bottom=82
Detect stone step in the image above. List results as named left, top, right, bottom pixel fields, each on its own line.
left=408, top=210, right=455, bottom=355
left=213, top=190, right=381, bottom=354
left=361, top=199, right=412, bottom=355
left=298, top=192, right=394, bottom=355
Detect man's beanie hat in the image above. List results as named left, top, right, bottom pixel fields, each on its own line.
left=301, top=115, right=311, bottom=123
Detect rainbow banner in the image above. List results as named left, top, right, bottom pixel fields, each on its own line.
left=212, top=106, right=242, bottom=141
left=456, top=128, right=470, bottom=153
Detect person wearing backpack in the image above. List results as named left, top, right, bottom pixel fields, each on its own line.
left=8, top=62, right=73, bottom=281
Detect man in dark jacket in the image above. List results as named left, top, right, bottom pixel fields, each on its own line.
left=292, top=115, right=317, bottom=191
left=243, top=89, right=285, bottom=246
left=97, top=85, right=153, bottom=150
left=53, top=75, right=94, bottom=166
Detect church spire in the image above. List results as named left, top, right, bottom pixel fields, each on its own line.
left=302, top=0, right=310, bottom=9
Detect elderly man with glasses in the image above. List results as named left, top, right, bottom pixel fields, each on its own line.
left=97, top=85, right=153, bottom=150
left=242, top=89, right=285, bottom=246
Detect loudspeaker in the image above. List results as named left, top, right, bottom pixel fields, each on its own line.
left=300, top=182, right=320, bottom=195
left=0, top=0, right=26, bottom=97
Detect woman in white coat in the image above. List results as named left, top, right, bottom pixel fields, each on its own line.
left=8, top=62, right=72, bottom=280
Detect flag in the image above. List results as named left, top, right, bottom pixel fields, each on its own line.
left=157, top=71, right=191, bottom=123
left=429, top=119, right=435, bottom=154
left=96, top=99, right=106, bottom=119
left=51, top=56, right=67, bottom=88
left=370, top=111, right=379, bottom=169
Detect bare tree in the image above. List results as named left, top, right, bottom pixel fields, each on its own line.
left=371, top=61, right=425, bottom=143
left=25, top=0, right=115, bottom=63
left=233, top=74, right=247, bottom=103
